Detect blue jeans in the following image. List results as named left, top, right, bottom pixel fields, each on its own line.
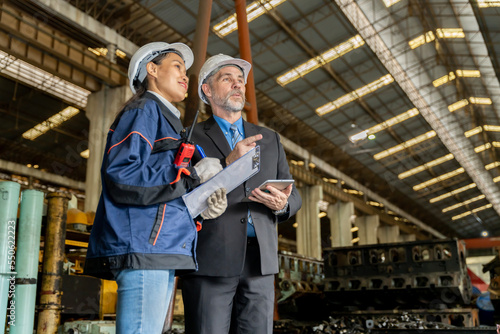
left=115, top=269, right=175, bottom=334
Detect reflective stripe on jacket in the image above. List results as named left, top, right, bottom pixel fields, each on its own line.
left=85, top=92, right=200, bottom=280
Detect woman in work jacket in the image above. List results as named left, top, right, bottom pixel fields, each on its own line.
left=84, top=42, right=226, bottom=334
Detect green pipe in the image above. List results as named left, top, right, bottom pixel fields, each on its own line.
left=0, top=181, right=21, bottom=334
left=10, top=189, right=44, bottom=334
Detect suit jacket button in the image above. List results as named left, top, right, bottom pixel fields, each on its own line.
left=245, top=187, right=250, bottom=192
left=240, top=218, right=247, bottom=224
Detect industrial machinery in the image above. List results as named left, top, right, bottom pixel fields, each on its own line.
left=323, top=239, right=472, bottom=310
left=273, top=239, right=497, bottom=333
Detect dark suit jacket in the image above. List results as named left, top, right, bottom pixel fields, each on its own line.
left=190, top=116, right=301, bottom=277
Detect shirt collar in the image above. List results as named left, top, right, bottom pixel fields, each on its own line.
left=147, top=90, right=181, bottom=119
left=213, top=115, right=244, bottom=137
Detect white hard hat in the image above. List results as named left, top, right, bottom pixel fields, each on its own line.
left=128, top=42, right=194, bottom=93
left=198, top=54, right=251, bottom=104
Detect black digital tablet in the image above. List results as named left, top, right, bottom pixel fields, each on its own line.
left=242, top=179, right=294, bottom=202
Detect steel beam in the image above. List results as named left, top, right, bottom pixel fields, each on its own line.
left=0, top=3, right=126, bottom=91
left=235, top=0, right=258, bottom=125
left=184, top=0, right=212, bottom=125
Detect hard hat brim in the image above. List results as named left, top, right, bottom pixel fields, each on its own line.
left=198, top=58, right=252, bottom=104
left=129, top=42, right=194, bottom=94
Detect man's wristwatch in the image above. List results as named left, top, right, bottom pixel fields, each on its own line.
left=273, top=201, right=289, bottom=215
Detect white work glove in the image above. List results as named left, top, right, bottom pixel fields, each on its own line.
left=201, top=188, right=227, bottom=220
left=194, top=157, right=223, bottom=183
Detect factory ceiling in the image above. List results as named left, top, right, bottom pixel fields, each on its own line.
left=0, top=0, right=500, bottom=240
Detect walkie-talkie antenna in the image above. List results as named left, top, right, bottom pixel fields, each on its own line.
left=186, top=110, right=200, bottom=143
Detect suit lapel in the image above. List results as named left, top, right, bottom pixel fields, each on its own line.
left=243, top=120, right=260, bottom=138
left=204, top=116, right=232, bottom=157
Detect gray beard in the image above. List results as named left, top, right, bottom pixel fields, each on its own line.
left=213, top=90, right=245, bottom=112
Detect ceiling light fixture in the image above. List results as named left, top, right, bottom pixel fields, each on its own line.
left=469, top=97, right=492, bottom=105
left=464, top=126, right=483, bottom=138
left=433, top=72, right=456, bottom=87
left=87, top=47, right=108, bottom=57
left=408, top=31, right=435, bottom=49
left=80, top=149, right=90, bottom=159
left=409, top=29, right=464, bottom=50
left=485, top=161, right=500, bottom=170
left=448, top=99, right=469, bottom=112
left=474, top=143, right=491, bottom=153
left=277, top=35, right=365, bottom=86
left=398, top=153, right=454, bottom=179
left=413, top=167, right=465, bottom=191
left=484, top=125, right=500, bottom=132
left=373, top=130, right=436, bottom=160
left=399, top=137, right=500, bottom=178
left=452, top=204, right=493, bottom=220
left=316, top=74, right=394, bottom=116
left=350, top=131, right=368, bottom=143
left=456, top=70, right=481, bottom=77
left=213, top=0, right=287, bottom=37
left=115, top=49, right=127, bottom=59
left=22, top=106, right=80, bottom=140
left=344, top=189, right=364, bottom=195
left=442, top=194, right=486, bottom=213
left=478, top=0, right=500, bottom=8
left=382, top=0, right=402, bottom=7
left=0, top=51, right=90, bottom=108
left=350, top=108, right=419, bottom=143
left=432, top=70, right=481, bottom=88
left=429, top=183, right=477, bottom=203
left=436, top=28, right=465, bottom=39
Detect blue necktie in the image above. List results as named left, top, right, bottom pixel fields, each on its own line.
left=230, top=124, right=256, bottom=237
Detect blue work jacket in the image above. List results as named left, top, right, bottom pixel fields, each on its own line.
left=85, top=92, right=200, bottom=280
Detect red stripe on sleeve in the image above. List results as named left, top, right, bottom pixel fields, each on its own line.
left=107, top=131, right=153, bottom=154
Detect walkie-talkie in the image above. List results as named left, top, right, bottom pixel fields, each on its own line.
left=174, top=110, right=200, bottom=167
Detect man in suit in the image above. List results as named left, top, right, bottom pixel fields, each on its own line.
left=181, top=54, right=302, bottom=334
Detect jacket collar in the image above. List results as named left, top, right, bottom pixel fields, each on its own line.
left=144, top=91, right=183, bottom=134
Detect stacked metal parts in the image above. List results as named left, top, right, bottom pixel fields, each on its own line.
left=323, top=239, right=472, bottom=310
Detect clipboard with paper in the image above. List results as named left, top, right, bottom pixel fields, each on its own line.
left=182, top=145, right=261, bottom=218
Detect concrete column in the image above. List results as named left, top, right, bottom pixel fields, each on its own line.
left=378, top=225, right=400, bottom=244
left=398, top=234, right=416, bottom=242
left=296, top=185, right=323, bottom=260
left=328, top=201, right=354, bottom=247
left=85, top=85, right=131, bottom=212
left=355, top=215, right=379, bottom=245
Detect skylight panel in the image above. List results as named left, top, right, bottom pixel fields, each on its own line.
left=316, top=74, right=394, bottom=116
left=22, top=106, right=80, bottom=140
left=277, top=35, right=365, bottom=86
left=373, top=130, right=436, bottom=160
left=213, top=0, right=287, bottom=37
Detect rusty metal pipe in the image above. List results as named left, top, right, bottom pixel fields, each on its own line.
left=36, top=193, right=70, bottom=334
left=184, top=0, right=213, bottom=125
left=235, top=0, right=258, bottom=125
